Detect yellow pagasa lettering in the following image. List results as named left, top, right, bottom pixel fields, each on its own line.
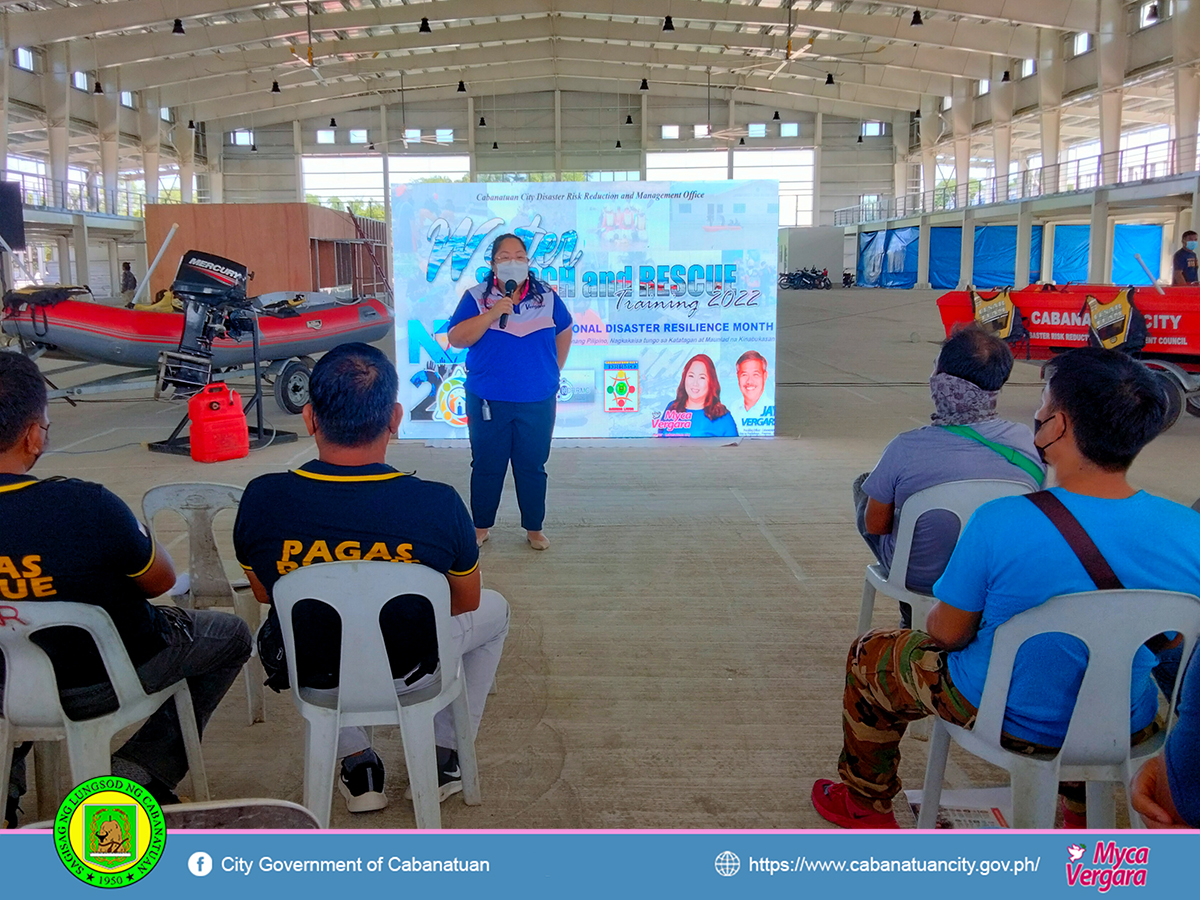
left=272, top=539, right=422, bottom=573
left=301, top=541, right=333, bottom=565
left=363, top=542, right=392, bottom=561
left=0, top=579, right=28, bottom=599
left=0, top=556, right=56, bottom=598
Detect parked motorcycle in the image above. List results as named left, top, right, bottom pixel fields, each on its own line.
left=778, top=266, right=833, bottom=290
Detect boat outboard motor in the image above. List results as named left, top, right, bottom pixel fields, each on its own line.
left=156, top=250, right=253, bottom=398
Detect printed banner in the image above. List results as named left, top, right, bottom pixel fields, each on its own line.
left=392, top=180, right=779, bottom=438
left=3, top=828, right=1197, bottom=899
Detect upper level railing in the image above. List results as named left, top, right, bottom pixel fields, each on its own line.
left=834, top=138, right=1188, bottom=226
left=2, top=168, right=147, bottom=218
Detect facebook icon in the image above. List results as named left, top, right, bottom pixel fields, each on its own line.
left=188, top=852, right=213, bottom=877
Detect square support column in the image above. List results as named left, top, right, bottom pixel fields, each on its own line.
left=916, top=214, right=931, bottom=289
left=1015, top=202, right=1033, bottom=289
left=1041, top=222, right=1056, bottom=285
left=108, top=239, right=121, bottom=300
left=1191, top=176, right=1200, bottom=238
left=957, top=210, right=975, bottom=289
left=72, top=215, right=90, bottom=287
left=1088, top=191, right=1110, bottom=284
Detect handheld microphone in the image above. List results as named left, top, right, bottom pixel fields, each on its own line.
left=500, top=279, right=517, bottom=329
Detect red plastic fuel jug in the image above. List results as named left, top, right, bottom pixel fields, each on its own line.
left=187, top=382, right=249, bottom=463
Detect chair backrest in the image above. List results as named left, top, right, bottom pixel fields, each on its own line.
left=271, top=561, right=456, bottom=716
left=972, top=590, right=1200, bottom=765
left=142, top=483, right=243, bottom=608
left=0, top=601, right=146, bottom=728
left=888, top=479, right=1031, bottom=587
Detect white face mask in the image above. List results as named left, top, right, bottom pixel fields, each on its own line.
left=495, top=260, right=529, bottom=288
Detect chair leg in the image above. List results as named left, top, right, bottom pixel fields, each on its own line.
left=234, top=592, right=266, bottom=726
left=398, top=707, right=441, bottom=829
left=63, top=723, right=117, bottom=787
left=0, top=726, right=14, bottom=822
left=450, top=688, right=481, bottom=806
left=1086, top=781, right=1117, bottom=829
left=244, top=657, right=266, bottom=726
left=916, top=720, right=951, bottom=828
left=173, top=686, right=209, bottom=802
left=857, top=580, right=876, bottom=635
left=32, top=742, right=64, bottom=820
left=1009, top=759, right=1060, bottom=828
left=302, top=712, right=341, bottom=829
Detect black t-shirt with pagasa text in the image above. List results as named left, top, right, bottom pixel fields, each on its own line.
left=232, top=460, right=479, bottom=689
left=0, top=474, right=165, bottom=689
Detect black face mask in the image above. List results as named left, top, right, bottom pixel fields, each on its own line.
left=1033, top=413, right=1062, bottom=464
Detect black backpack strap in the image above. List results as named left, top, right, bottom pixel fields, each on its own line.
left=1025, top=491, right=1124, bottom=590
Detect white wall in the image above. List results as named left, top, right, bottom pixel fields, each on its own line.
left=221, top=124, right=298, bottom=203
left=817, top=118, right=894, bottom=226
left=781, top=226, right=844, bottom=278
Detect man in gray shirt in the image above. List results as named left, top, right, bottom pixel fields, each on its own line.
left=853, top=327, right=1044, bottom=626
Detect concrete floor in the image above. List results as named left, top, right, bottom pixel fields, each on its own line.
left=15, top=287, right=1200, bottom=828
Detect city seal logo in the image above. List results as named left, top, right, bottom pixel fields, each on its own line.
left=54, top=776, right=165, bottom=888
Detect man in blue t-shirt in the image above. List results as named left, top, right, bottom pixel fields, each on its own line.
left=1173, top=231, right=1198, bottom=285
left=813, top=347, right=1200, bottom=829
left=234, top=343, right=510, bottom=817
left=1133, top=656, right=1200, bottom=828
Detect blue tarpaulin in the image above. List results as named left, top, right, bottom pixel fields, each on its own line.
left=925, top=226, right=1042, bottom=289
left=971, top=225, right=1043, bottom=288
left=929, top=227, right=962, bottom=289
left=859, top=219, right=1163, bottom=289
left=1112, top=224, right=1163, bottom=285
left=1051, top=224, right=1090, bottom=284
left=858, top=231, right=885, bottom=287
left=1050, top=224, right=1163, bottom=285
left=881, top=227, right=919, bottom=288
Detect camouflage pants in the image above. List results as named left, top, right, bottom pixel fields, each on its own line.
left=839, top=628, right=977, bottom=814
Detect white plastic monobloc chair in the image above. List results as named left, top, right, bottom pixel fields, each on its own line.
left=859, top=479, right=1030, bottom=634
left=272, top=560, right=481, bottom=829
left=143, top=483, right=266, bottom=725
left=917, top=590, right=1200, bottom=829
left=0, top=601, right=209, bottom=805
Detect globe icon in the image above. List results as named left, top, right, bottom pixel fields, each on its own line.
left=714, top=850, right=740, bottom=877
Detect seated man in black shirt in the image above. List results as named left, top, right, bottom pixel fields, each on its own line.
left=0, top=352, right=251, bottom=827
left=1173, top=230, right=1198, bottom=285
left=234, top=343, right=510, bottom=815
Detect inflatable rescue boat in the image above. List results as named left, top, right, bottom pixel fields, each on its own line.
left=2, top=287, right=392, bottom=369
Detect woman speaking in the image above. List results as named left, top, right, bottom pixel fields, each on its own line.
left=447, top=234, right=573, bottom=550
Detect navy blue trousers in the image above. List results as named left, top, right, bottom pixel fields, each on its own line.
left=466, top=392, right=557, bottom=531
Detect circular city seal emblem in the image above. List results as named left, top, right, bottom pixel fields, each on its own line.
left=54, top=776, right=165, bottom=888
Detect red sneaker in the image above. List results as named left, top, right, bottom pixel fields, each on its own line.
left=811, top=779, right=900, bottom=829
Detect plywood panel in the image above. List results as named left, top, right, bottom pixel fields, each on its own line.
left=145, top=203, right=326, bottom=296
left=306, top=204, right=359, bottom=241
